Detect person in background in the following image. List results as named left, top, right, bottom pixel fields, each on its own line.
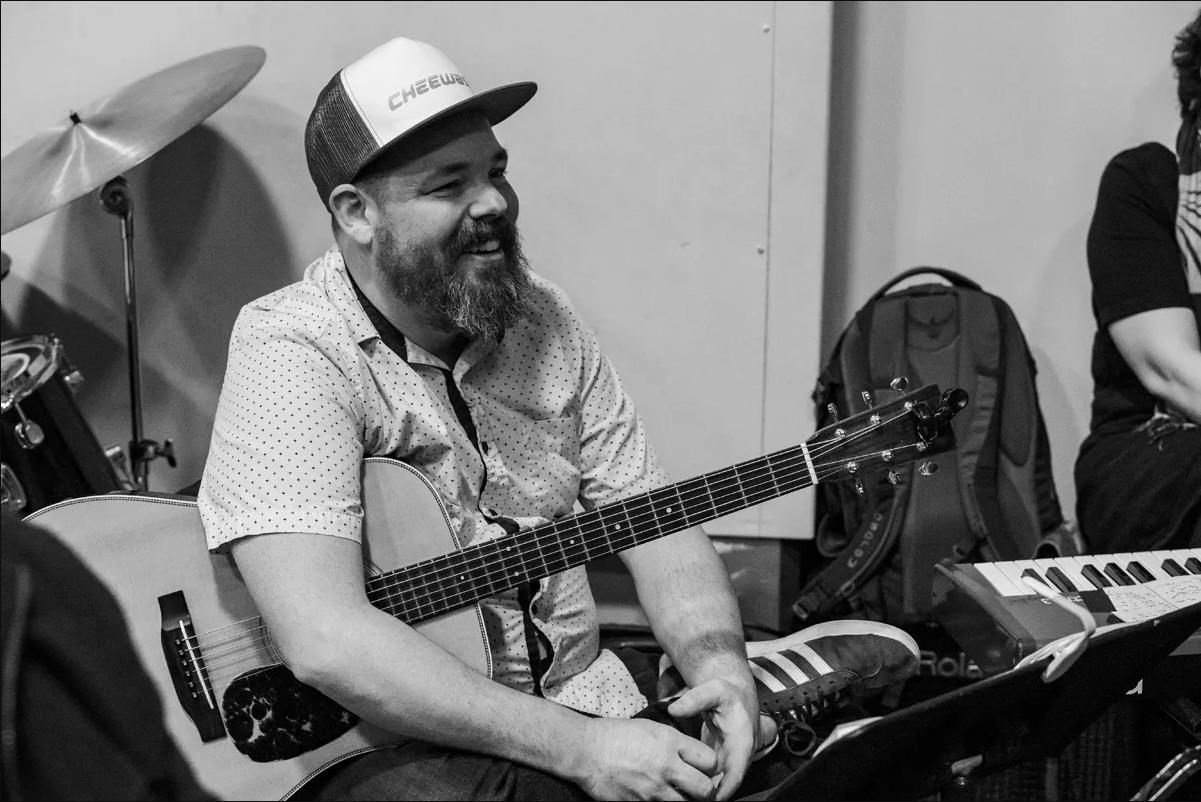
left=1075, top=9, right=1201, bottom=553
left=197, top=36, right=918, bottom=801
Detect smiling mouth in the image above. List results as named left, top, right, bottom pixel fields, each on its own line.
left=462, top=239, right=501, bottom=255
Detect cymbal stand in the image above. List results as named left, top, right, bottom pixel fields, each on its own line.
left=100, top=176, right=175, bottom=490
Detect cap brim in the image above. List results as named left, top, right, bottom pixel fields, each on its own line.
left=353, top=81, right=537, bottom=182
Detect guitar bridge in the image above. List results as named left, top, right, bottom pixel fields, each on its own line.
left=159, top=590, right=226, bottom=742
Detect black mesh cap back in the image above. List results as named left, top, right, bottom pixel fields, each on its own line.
left=304, top=73, right=380, bottom=209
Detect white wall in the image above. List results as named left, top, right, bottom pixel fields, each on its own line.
left=1, top=1, right=830, bottom=549
left=1, top=1, right=832, bottom=631
left=825, top=0, right=1197, bottom=528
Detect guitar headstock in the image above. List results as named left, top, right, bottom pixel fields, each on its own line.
left=808, top=384, right=967, bottom=486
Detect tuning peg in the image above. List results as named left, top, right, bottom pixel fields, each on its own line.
left=887, top=470, right=904, bottom=486
left=826, top=403, right=839, bottom=422
left=854, top=478, right=865, bottom=496
left=918, top=461, right=939, bottom=476
left=890, top=377, right=909, bottom=392
left=861, top=390, right=874, bottom=407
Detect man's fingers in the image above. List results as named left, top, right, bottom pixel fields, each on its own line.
left=713, top=741, right=752, bottom=801
left=667, top=759, right=718, bottom=801
left=676, top=735, right=719, bottom=775
left=667, top=679, right=725, bottom=718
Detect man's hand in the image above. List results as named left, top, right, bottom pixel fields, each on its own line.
left=571, top=717, right=720, bottom=801
left=667, top=678, right=778, bottom=800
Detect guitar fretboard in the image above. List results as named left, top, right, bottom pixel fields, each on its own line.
left=366, top=445, right=816, bottom=623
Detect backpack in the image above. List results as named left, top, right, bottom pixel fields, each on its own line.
left=792, top=267, right=1070, bottom=628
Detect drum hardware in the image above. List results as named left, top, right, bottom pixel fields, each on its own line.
left=11, top=405, right=45, bottom=449
left=1, top=335, right=124, bottom=514
left=1, top=462, right=27, bottom=515
left=103, top=444, right=139, bottom=492
left=0, top=46, right=266, bottom=490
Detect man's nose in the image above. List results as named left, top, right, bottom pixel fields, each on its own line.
left=469, top=182, right=508, bottom=219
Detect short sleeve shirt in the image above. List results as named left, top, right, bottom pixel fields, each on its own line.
left=198, top=246, right=668, bottom=718
left=1085, top=142, right=1201, bottom=433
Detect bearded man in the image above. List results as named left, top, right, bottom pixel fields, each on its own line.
left=198, top=38, right=918, bottom=801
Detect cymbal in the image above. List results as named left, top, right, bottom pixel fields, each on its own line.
left=1, top=45, right=266, bottom=235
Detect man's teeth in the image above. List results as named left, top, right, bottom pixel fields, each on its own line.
left=465, top=240, right=500, bottom=254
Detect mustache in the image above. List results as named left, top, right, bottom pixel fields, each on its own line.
left=445, top=215, right=519, bottom=257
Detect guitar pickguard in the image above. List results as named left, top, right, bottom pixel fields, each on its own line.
left=223, top=665, right=359, bottom=763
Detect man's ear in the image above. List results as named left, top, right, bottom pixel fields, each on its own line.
left=328, top=184, right=375, bottom=246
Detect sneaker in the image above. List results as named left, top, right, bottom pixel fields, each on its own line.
left=658, top=620, right=919, bottom=742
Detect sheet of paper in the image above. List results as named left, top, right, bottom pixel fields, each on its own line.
left=1106, top=576, right=1201, bottom=623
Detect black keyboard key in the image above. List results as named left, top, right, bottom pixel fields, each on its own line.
left=1186, top=558, right=1201, bottom=575
left=1163, top=559, right=1188, bottom=577
left=1103, top=563, right=1135, bottom=586
left=1081, top=564, right=1112, bottom=589
left=1021, top=568, right=1045, bottom=588
left=1126, top=562, right=1155, bottom=583
left=1045, top=566, right=1077, bottom=594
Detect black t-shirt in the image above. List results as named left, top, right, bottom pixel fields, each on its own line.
left=1085, top=142, right=1201, bottom=434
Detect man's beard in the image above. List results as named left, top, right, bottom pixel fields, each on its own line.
left=374, top=214, right=533, bottom=342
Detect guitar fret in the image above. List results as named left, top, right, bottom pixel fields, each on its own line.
left=703, top=467, right=742, bottom=518
left=369, top=388, right=933, bottom=627
left=541, top=520, right=574, bottom=577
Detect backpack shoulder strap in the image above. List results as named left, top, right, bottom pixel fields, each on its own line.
left=792, top=480, right=912, bottom=622
left=949, top=289, right=1005, bottom=557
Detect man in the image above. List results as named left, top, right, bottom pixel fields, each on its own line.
left=199, top=37, right=917, bottom=800
left=1075, top=10, right=1201, bottom=553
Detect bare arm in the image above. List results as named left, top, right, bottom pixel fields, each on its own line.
left=1109, top=307, right=1201, bottom=424
left=233, top=532, right=720, bottom=800
left=620, top=528, right=771, bottom=800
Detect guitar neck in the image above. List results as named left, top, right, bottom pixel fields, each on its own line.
left=367, top=443, right=817, bottom=624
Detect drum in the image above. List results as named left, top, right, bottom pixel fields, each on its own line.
left=1, top=335, right=124, bottom=516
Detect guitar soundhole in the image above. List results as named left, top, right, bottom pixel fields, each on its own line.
left=223, top=665, right=358, bottom=762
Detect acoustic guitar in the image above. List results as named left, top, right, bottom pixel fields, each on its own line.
left=23, top=384, right=965, bottom=800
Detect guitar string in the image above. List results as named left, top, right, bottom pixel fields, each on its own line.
left=191, top=408, right=916, bottom=668
left=193, top=417, right=925, bottom=672
left=190, top=408, right=918, bottom=667
left=358, top=406, right=920, bottom=618
left=193, top=453, right=872, bottom=676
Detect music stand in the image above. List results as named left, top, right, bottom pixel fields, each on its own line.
left=768, top=601, right=1201, bottom=801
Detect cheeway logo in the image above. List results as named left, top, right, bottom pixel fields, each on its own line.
left=389, top=73, right=469, bottom=110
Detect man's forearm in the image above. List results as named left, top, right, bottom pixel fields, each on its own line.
left=623, top=528, right=751, bottom=686
left=297, top=603, right=593, bottom=781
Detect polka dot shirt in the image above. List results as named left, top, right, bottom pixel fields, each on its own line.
left=198, top=246, right=668, bottom=718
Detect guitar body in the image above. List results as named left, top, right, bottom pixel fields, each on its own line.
left=23, top=458, right=491, bottom=801
left=19, top=384, right=961, bottom=801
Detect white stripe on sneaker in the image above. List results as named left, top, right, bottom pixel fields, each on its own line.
left=749, top=662, right=789, bottom=694
left=789, top=641, right=835, bottom=676
left=763, top=650, right=820, bottom=685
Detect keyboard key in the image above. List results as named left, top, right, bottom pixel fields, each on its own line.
left=1186, top=558, right=1201, bottom=575
left=1045, top=566, right=1078, bottom=594
left=1126, top=562, right=1155, bottom=583
left=1081, top=564, right=1112, bottom=589
left=975, top=562, right=1025, bottom=596
left=1056, top=557, right=1095, bottom=593
left=1163, top=559, right=1188, bottom=577
left=1103, top=563, right=1136, bottom=585
left=1130, top=552, right=1169, bottom=581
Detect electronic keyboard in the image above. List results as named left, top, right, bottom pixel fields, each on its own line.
left=932, top=549, right=1201, bottom=698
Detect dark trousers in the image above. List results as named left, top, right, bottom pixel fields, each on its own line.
left=302, top=648, right=804, bottom=801
left=1075, top=421, right=1201, bottom=552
